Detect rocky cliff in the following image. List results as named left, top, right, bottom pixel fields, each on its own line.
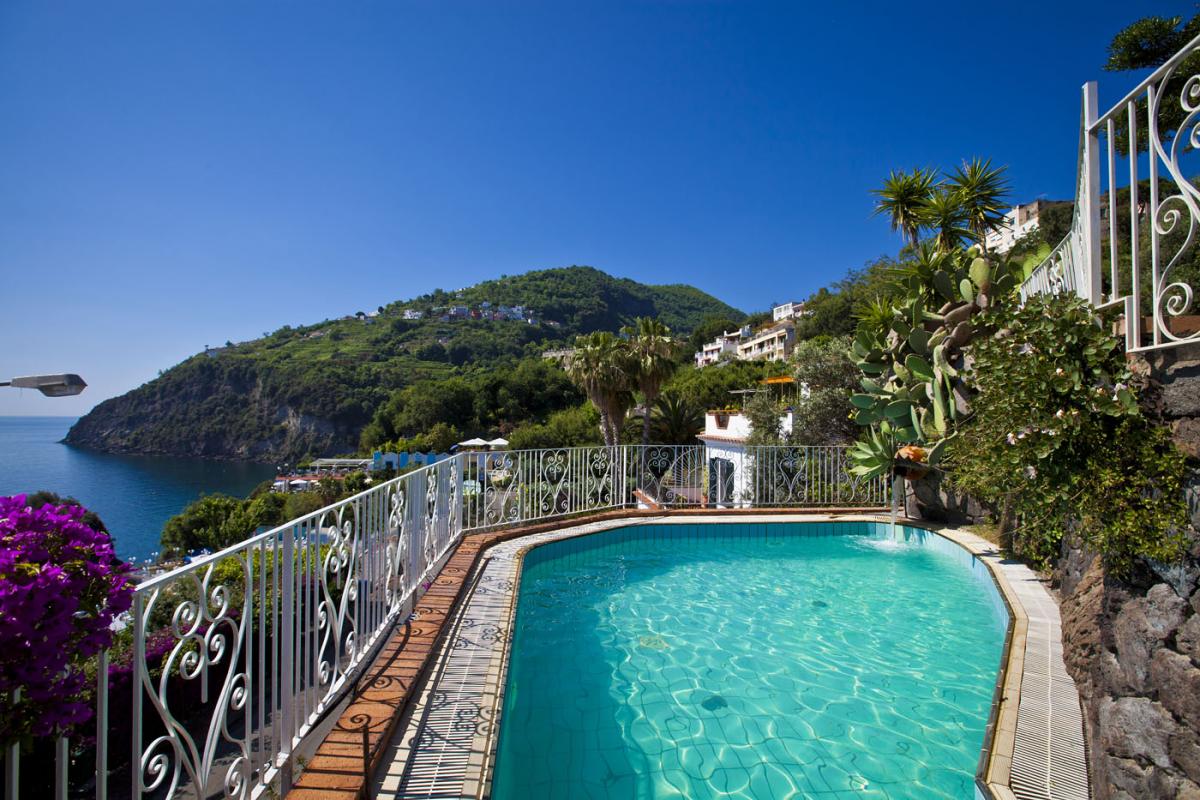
left=65, top=357, right=363, bottom=461
left=1057, top=344, right=1200, bottom=799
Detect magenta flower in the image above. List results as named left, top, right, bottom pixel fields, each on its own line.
left=0, top=495, right=134, bottom=743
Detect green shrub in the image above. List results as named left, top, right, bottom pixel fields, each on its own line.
left=950, top=293, right=1189, bottom=573
left=507, top=404, right=602, bottom=450
left=789, top=336, right=860, bottom=445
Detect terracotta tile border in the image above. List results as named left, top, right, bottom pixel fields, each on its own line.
left=286, top=507, right=882, bottom=799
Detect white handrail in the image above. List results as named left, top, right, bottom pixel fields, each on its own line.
left=4, top=443, right=880, bottom=799
left=1021, top=33, right=1200, bottom=352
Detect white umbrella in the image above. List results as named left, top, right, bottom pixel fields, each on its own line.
left=486, top=437, right=509, bottom=448
left=457, top=437, right=489, bottom=448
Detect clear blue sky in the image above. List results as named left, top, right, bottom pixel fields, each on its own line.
left=0, top=1, right=1185, bottom=416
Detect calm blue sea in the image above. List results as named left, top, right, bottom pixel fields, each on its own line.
left=0, top=417, right=275, bottom=563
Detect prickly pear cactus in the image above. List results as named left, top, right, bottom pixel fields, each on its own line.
left=848, top=246, right=1021, bottom=479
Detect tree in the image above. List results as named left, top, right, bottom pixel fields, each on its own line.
left=946, top=158, right=1010, bottom=251
left=415, top=342, right=447, bottom=362
left=343, top=471, right=370, bottom=495
left=923, top=186, right=970, bottom=253
left=744, top=391, right=785, bottom=446
left=508, top=403, right=603, bottom=449
left=621, top=317, right=677, bottom=445
left=159, top=495, right=246, bottom=557
left=662, top=360, right=775, bottom=411
left=567, top=331, right=635, bottom=446
left=649, top=392, right=705, bottom=445
left=1104, top=12, right=1200, bottom=154
left=792, top=257, right=902, bottom=341
left=246, top=492, right=286, bottom=529
left=872, top=168, right=937, bottom=250
left=424, top=422, right=463, bottom=453
left=789, top=336, right=860, bottom=445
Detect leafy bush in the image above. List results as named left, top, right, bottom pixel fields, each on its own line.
left=508, top=404, right=603, bottom=449
left=662, top=360, right=776, bottom=411
left=744, top=392, right=786, bottom=446
left=950, top=294, right=1190, bottom=572
left=792, top=257, right=903, bottom=341
left=360, top=358, right=583, bottom=451
left=789, top=336, right=860, bottom=445
left=0, top=496, right=133, bottom=742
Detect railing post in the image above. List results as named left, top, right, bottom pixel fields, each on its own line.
left=1081, top=81, right=1103, bottom=306
left=95, top=649, right=108, bottom=800
left=5, top=688, right=18, bottom=800
left=54, top=737, right=68, bottom=800
left=130, top=595, right=143, bottom=800
left=279, top=528, right=295, bottom=792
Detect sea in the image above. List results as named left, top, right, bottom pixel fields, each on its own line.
left=0, top=417, right=276, bottom=564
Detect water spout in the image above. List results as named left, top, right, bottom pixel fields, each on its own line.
left=890, top=474, right=902, bottom=540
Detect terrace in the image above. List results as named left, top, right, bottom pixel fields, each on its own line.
left=4, top=442, right=1088, bottom=800
left=10, top=24, right=1200, bottom=800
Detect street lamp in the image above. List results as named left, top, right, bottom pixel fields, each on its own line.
left=0, top=374, right=87, bottom=397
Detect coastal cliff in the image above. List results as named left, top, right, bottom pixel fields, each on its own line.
left=65, top=358, right=360, bottom=461
left=65, top=266, right=743, bottom=462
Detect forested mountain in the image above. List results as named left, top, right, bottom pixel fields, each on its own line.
left=65, top=266, right=743, bottom=461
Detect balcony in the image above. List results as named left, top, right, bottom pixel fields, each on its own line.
left=3, top=444, right=887, bottom=800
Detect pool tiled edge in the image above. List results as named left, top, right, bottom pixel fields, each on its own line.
left=368, top=514, right=1091, bottom=800
left=372, top=517, right=657, bottom=798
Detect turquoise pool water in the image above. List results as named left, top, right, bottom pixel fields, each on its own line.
left=492, top=522, right=1008, bottom=799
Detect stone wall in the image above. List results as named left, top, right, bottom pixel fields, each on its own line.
left=1057, top=343, right=1200, bottom=799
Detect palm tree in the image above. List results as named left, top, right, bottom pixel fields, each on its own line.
left=872, top=168, right=937, bottom=250
left=621, top=317, right=677, bottom=446
left=649, top=392, right=704, bottom=445
left=567, top=332, right=634, bottom=446
left=923, top=187, right=970, bottom=253
left=947, top=158, right=1010, bottom=251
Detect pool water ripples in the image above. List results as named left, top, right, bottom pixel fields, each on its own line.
left=492, top=522, right=1007, bottom=799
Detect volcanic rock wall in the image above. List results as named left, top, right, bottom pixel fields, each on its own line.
left=1058, top=344, right=1200, bottom=799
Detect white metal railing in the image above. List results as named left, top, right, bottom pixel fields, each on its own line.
left=705, top=445, right=889, bottom=508
left=1021, top=33, right=1200, bottom=351
left=4, top=444, right=882, bottom=799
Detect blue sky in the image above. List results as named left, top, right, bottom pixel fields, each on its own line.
left=0, top=1, right=1186, bottom=416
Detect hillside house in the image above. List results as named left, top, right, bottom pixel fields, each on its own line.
left=985, top=200, right=1046, bottom=254
left=697, top=406, right=794, bottom=507
left=736, top=322, right=796, bottom=362
left=694, top=328, right=747, bottom=367
left=772, top=301, right=807, bottom=321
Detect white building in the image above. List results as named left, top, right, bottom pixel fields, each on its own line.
left=985, top=200, right=1046, bottom=254
left=694, top=328, right=747, bottom=368
left=772, top=301, right=806, bottom=322
left=737, top=323, right=796, bottom=362
left=696, top=408, right=794, bottom=507
left=403, top=309, right=424, bottom=320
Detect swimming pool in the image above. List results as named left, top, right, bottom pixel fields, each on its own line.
left=491, top=521, right=1009, bottom=799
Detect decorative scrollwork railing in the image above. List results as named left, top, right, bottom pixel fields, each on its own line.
left=1021, top=33, right=1200, bottom=352
left=8, top=444, right=882, bottom=800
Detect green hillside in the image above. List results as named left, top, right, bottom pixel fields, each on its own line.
left=65, top=266, right=744, bottom=461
